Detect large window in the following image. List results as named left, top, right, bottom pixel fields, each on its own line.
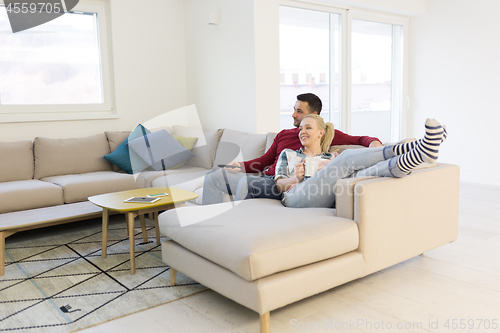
left=279, top=7, right=341, bottom=130
left=280, top=5, right=407, bottom=143
left=350, top=19, right=403, bottom=143
left=0, top=1, right=115, bottom=122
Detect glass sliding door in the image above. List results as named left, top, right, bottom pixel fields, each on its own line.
left=329, top=13, right=342, bottom=130
left=279, top=7, right=341, bottom=130
left=279, top=5, right=406, bottom=142
left=350, top=20, right=403, bottom=143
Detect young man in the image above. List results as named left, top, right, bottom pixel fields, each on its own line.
left=202, top=93, right=381, bottom=205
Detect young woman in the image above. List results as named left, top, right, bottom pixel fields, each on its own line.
left=274, top=114, right=447, bottom=208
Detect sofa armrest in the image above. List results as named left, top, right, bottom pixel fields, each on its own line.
left=170, top=176, right=206, bottom=205
left=134, top=170, right=163, bottom=188
left=334, top=176, right=379, bottom=220
left=346, top=163, right=460, bottom=276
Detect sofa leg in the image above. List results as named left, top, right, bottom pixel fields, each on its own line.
left=260, top=312, right=270, bottom=333
left=170, top=267, right=177, bottom=286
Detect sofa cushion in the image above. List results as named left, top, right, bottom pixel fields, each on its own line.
left=0, top=141, right=34, bottom=182
left=213, top=129, right=267, bottom=169
left=34, top=134, right=113, bottom=179
left=172, top=126, right=223, bottom=170
left=159, top=199, right=359, bottom=281
left=0, top=180, right=64, bottom=214
left=127, top=130, right=196, bottom=171
left=42, top=171, right=140, bottom=204
left=103, top=124, right=152, bottom=174
left=137, top=165, right=209, bottom=188
left=150, top=167, right=210, bottom=192
left=105, top=131, right=131, bottom=153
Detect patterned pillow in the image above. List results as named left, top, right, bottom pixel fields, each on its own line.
left=127, top=130, right=196, bottom=171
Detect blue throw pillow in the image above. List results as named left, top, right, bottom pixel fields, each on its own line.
left=103, top=124, right=151, bottom=174
left=127, top=130, right=196, bottom=171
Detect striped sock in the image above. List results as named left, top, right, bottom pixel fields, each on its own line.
left=396, top=119, right=444, bottom=174
left=393, top=125, right=447, bottom=155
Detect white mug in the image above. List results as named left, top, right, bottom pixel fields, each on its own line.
left=304, top=158, right=319, bottom=178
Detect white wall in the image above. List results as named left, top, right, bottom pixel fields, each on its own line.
left=183, top=0, right=258, bottom=133
left=409, top=0, right=500, bottom=186
left=183, top=0, right=281, bottom=135
left=253, top=0, right=281, bottom=134
left=0, top=0, right=187, bottom=142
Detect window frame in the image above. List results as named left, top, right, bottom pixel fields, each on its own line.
left=0, top=0, right=116, bottom=123
left=279, top=0, right=409, bottom=140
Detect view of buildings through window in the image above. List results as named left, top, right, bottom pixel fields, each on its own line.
left=280, top=6, right=403, bottom=143
left=0, top=7, right=103, bottom=106
left=279, top=7, right=340, bottom=130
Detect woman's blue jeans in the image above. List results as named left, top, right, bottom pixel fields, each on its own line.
left=282, top=145, right=406, bottom=208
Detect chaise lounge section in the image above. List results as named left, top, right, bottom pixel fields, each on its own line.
left=159, top=163, right=460, bottom=332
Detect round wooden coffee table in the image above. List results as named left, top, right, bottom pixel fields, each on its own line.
left=88, top=187, right=198, bottom=274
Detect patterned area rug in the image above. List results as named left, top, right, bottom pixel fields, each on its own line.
left=0, top=215, right=206, bottom=332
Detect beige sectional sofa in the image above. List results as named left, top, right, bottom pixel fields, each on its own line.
left=1, top=125, right=460, bottom=333
left=0, top=125, right=276, bottom=216
left=0, top=134, right=136, bottom=215
left=157, top=139, right=460, bottom=332
left=0, top=126, right=273, bottom=275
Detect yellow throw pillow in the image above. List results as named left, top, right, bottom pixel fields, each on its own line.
left=169, top=135, right=198, bottom=169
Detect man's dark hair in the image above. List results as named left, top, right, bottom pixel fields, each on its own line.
left=297, top=93, right=322, bottom=115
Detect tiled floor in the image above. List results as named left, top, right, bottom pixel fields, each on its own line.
left=74, top=183, right=500, bottom=332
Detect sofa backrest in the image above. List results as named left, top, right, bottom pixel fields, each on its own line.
left=105, top=126, right=173, bottom=154
left=265, top=132, right=277, bottom=153
left=213, top=129, right=267, bottom=168
left=0, top=141, right=34, bottom=182
left=104, top=131, right=132, bottom=172
left=105, top=131, right=131, bottom=152
left=329, top=144, right=365, bottom=154
left=33, top=134, right=113, bottom=179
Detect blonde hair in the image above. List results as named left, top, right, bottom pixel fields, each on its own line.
left=302, top=114, right=335, bottom=154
